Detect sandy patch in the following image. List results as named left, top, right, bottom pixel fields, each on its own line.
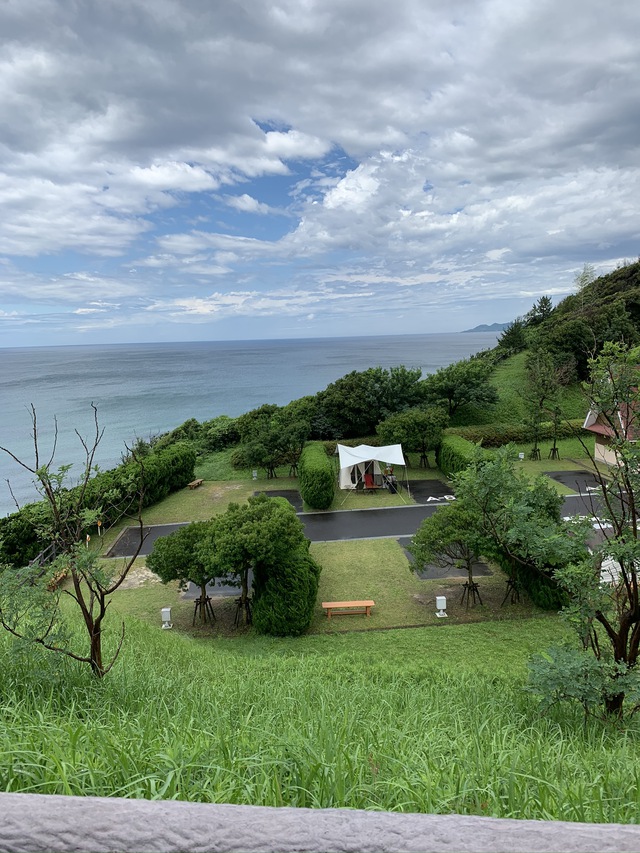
left=119, top=565, right=162, bottom=590
left=208, top=483, right=245, bottom=500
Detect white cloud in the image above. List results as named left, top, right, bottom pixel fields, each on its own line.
left=1, top=0, right=640, bottom=344
left=224, top=194, right=273, bottom=215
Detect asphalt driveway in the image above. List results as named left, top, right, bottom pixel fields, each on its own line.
left=107, top=474, right=596, bottom=558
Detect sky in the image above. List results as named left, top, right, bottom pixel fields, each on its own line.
left=1, top=0, right=639, bottom=347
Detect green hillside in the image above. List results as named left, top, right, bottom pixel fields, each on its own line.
left=2, top=613, right=640, bottom=822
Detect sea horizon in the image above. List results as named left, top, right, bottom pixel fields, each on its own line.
left=0, top=329, right=487, bottom=353
left=0, top=331, right=499, bottom=516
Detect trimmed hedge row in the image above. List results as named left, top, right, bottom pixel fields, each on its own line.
left=446, top=418, right=585, bottom=448
left=0, top=443, right=196, bottom=569
left=298, top=442, right=335, bottom=509
left=436, top=435, right=487, bottom=479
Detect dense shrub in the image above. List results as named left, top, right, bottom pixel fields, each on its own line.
left=299, top=442, right=335, bottom=509
left=320, top=436, right=380, bottom=456
left=493, top=551, right=567, bottom=610
left=203, top=416, right=240, bottom=451
left=252, top=548, right=322, bottom=636
left=447, top=419, right=585, bottom=448
left=0, top=504, right=47, bottom=568
left=436, top=435, right=487, bottom=479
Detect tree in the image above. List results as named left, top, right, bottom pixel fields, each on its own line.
left=497, top=319, right=527, bottom=354
left=524, top=349, right=557, bottom=460
left=523, top=348, right=574, bottom=460
left=421, top=359, right=498, bottom=417
left=237, top=409, right=310, bottom=479
left=147, top=521, right=216, bottom=622
left=0, top=405, right=146, bottom=678
left=409, top=502, right=484, bottom=597
left=316, top=366, right=424, bottom=438
left=202, top=494, right=308, bottom=626
left=575, top=262, right=596, bottom=292
left=450, top=447, right=584, bottom=609
left=376, top=406, right=448, bottom=468
left=533, top=342, right=640, bottom=717
left=525, top=296, right=553, bottom=327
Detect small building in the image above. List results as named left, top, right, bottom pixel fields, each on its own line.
left=582, top=403, right=638, bottom=465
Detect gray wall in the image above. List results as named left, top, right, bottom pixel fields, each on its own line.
left=1, top=793, right=639, bottom=853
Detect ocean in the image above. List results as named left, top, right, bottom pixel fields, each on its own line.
left=0, top=332, right=498, bottom=517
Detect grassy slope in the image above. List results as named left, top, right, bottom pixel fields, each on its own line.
left=6, top=336, right=632, bottom=818
left=452, top=352, right=588, bottom=426
left=2, top=613, right=639, bottom=821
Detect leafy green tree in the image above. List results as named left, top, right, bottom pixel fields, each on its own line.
left=540, top=317, right=594, bottom=379
left=237, top=407, right=310, bottom=479
left=0, top=405, right=146, bottom=678
left=235, top=404, right=280, bottom=441
left=531, top=343, right=640, bottom=717
left=451, top=446, right=585, bottom=608
left=409, top=501, right=484, bottom=591
left=147, top=521, right=216, bottom=622
left=316, top=366, right=423, bottom=438
left=203, top=415, right=240, bottom=451
left=421, top=359, right=498, bottom=417
left=523, top=349, right=558, bottom=460
left=376, top=406, right=449, bottom=467
left=202, top=494, right=308, bottom=625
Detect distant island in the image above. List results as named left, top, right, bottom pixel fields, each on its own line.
left=462, top=322, right=511, bottom=333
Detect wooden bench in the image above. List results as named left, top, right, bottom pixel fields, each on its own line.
left=322, top=600, right=375, bottom=619
left=188, top=478, right=204, bottom=490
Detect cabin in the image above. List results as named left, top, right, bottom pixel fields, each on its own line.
left=583, top=402, right=639, bottom=465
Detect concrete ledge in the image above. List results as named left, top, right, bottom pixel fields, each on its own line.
left=1, top=793, right=640, bottom=853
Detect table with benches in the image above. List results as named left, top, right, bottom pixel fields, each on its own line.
left=322, top=599, right=375, bottom=619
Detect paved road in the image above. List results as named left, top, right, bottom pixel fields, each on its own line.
left=107, top=491, right=598, bottom=557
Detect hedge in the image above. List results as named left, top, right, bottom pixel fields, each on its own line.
left=298, top=442, right=335, bottom=509
left=0, top=443, right=196, bottom=569
left=436, top=435, right=488, bottom=479
left=446, top=418, right=585, bottom=448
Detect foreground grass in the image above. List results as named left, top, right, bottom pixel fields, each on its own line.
left=1, top=616, right=639, bottom=823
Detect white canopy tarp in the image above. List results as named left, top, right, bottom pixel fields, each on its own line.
left=337, top=444, right=405, bottom=490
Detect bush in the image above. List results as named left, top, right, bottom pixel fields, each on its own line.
left=299, top=442, right=335, bottom=509
left=203, top=416, right=240, bottom=451
left=493, top=551, right=567, bottom=610
left=436, top=435, right=487, bottom=479
left=320, top=436, right=380, bottom=456
left=252, top=549, right=321, bottom=636
left=446, top=419, right=585, bottom=448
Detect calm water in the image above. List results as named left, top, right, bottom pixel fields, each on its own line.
left=0, top=333, right=497, bottom=516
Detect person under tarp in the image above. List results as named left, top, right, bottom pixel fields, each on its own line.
left=336, top=443, right=409, bottom=494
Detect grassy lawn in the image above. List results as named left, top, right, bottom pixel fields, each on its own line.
left=487, top=436, right=597, bottom=493
left=111, top=537, right=549, bottom=641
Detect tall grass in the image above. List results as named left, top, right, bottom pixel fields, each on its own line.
left=1, top=619, right=639, bottom=822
